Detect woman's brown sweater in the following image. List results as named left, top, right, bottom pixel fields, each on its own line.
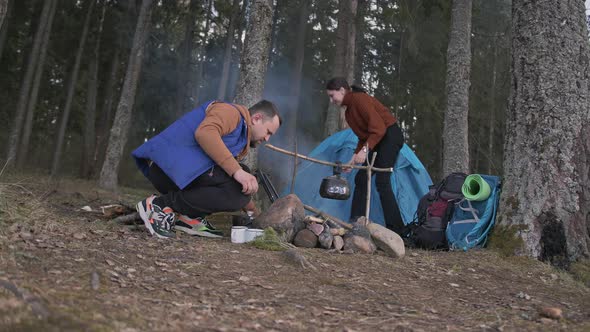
left=342, top=91, right=396, bottom=153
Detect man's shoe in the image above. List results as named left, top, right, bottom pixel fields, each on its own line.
left=136, top=195, right=176, bottom=238
left=175, top=214, right=223, bottom=238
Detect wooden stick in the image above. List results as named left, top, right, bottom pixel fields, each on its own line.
left=366, top=152, right=377, bottom=219
left=290, top=138, right=298, bottom=194
left=303, top=204, right=353, bottom=230
left=265, top=144, right=393, bottom=173
left=112, top=212, right=140, bottom=224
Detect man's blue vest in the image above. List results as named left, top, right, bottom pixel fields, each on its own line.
left=132, top=101, right=248, bottom=189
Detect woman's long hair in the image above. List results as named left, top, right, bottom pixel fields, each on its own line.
left=325, top=77, right=367, bottom=93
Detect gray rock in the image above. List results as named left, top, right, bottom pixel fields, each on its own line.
left=252, top=194, right=305, bottom=242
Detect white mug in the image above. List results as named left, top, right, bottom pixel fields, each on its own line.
left=245, top=228, right=264, bottom=242
left=231, top=226, right=248, bottom=243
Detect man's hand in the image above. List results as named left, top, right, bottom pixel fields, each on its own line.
left=242, top=200, right=260, bottom=217
left=233, top=168, right=259, bottom=195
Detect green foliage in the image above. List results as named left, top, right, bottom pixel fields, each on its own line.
left=249, top=227, right=292, bottom=251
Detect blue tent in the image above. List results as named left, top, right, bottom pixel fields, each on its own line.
left=284, top=129, right=433, bottom=226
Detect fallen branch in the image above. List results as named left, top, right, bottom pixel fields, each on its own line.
left=265, top=144, right=393, bottom=173
left=303, top=204, right=352, bottom=230
left=112, top=212, right=140, bottom=224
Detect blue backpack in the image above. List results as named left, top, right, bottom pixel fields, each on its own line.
left=446, top=175, right=501, bottom=251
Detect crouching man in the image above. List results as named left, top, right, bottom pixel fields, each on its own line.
left=132, top=100, right=282, bottom=238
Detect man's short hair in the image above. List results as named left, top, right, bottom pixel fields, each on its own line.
left=248, top=100, right=282, bottom=126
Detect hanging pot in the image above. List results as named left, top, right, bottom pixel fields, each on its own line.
left=319, top=161, right=350, bottom=200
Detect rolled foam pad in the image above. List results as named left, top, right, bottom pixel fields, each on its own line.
left=462, top=174, right=491, bottom=201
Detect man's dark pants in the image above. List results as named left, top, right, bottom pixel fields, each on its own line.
left=147, top=163, right=250, bottom=218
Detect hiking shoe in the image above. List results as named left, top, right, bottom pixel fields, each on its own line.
left=136, top=195, right=176, bottom=239
left=175, top=214, right=223, bottom=238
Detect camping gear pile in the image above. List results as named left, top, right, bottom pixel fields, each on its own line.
left=404, top=172, right=501, bottom=251
left=255, top=129, right=501, bottom=255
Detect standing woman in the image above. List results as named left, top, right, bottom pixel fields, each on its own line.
left=326, top=77, right=405, bottom=234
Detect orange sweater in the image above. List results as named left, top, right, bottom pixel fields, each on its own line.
left=194, top=101, right=251, bottom=176
left=342, top=92, right=396, bottom=153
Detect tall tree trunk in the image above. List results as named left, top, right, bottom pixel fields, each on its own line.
left=234, top=0, right=273, bottom=170
left=325, top=0, right=358, bottom=137
left=51, top=0, right=96, bottom=176
left=0, top=0, right=8, bottom=31
left=354, top=0, right=366, bottom=88
left=81, top=0, right=106, bottom=178
left=217, top=0, right=241, bottom=100
left=175, top=0, right=197, bottom=115
left=99, top=0, right=154, bottom=190
left=497, top=1, right=590, bottom=266
left=442, top=0, right=472, bottom=175
left=94, top=49, right=120, bottom=175
left=0, top=0, right=12, bottom=61
left=5, top=0, right=53, bottom=167
left=193, top=0, right=213, bottom=105
left=267, top=0, right=279, bottom=64
left=17, top=0, right=58, bottom=168
left=345, top=0, right=357, bottom=84
left=289, top=0, right=309, bottom=115
left=487, top=37, right=498, bottom=175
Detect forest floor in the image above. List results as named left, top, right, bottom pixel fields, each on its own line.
left=0, top=173, right=589, bottom=332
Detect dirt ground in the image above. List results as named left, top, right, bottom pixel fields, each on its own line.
left=0, top=174, right=588, bottom=331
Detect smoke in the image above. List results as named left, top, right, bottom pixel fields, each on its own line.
left=257, top=62, right=330, bottom=195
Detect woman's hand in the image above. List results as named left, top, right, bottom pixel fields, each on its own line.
left=353, top=149, right=367, bottom=164
left=343, top=150, right=366, bottom=173
left=343, top=157, right=354, bottom=173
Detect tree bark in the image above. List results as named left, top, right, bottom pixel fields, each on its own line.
left=442, top=0, right=472, bottom=175
left=497, top=0, right=590, bottom=266
left=217, top=0, right=241, bottom=100
left=81, top=0, right=106, bottom=178
left=17, top=0, right=58, bottom=168
left=0, top=0, right=12, bottom=61
left=0, top=0, right=7, bottom=31
left=94, top=49, right=121, bottom=175
left=324, top=0, right=358, bottom=137
left=354, top=0, right=367, bottom=90
left=487, top=37, right=497, bottom=175
left=99, top=0, right=154, bottom=190
left=267, top=0, right=279, bottom=63
left=233, top=0, right=274, bottom=170
left=51, top=0, right=96, bottom=176
left=5, top=0, right=53, bottom=167
left=289, top=0, right=309, bottom=116
left=175, top=0, right=197, bottom=115
left=193, top=0, right=213, bottom=105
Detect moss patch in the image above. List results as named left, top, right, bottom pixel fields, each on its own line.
left=487, top=224, right=526, bottom=257
left=570, top=260, right=590, bottom=287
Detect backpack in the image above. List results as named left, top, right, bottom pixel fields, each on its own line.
left=446, top=175, right=501, bottom=251
left=404, top=172, right=467, bottom=249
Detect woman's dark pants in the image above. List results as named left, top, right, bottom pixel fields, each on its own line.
left=350, top=123, right=405, bottom=234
